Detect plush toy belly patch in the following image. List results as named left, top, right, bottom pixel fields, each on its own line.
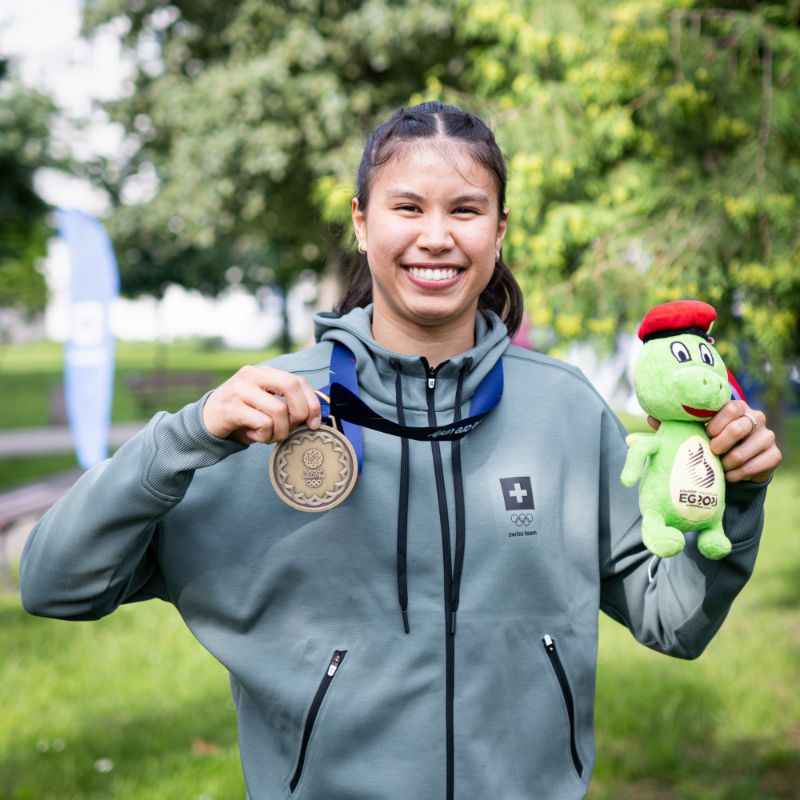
left=668, top=435, right=724, bottom=522
left=620, top=300, right=733, bottom=560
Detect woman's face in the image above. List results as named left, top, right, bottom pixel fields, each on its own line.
left=352, top=141, right=508, bottom=343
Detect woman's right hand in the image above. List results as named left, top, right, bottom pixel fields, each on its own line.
left=202, top=365, right=322, bottom=445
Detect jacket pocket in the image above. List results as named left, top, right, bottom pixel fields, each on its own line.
left=542, top=634, right=583, bottom=779
left=289, top=649, right=347, bottom=793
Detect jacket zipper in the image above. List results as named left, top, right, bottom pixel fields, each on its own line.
left=424, top=359, right=456, bottom=800
left=289, top=650, right=347, bottom=793
left=542, top=635, right=584, bottom=778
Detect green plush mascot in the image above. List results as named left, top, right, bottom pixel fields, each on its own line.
left=621, top=300, right=733, bottom=560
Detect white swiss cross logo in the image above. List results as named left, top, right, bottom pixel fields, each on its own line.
left=500, top=476, right=535, bottom=511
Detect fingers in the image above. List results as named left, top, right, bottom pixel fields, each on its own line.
left=706, top=400, right=782, bottom=483
left=705, top=400, right=759, bottom=442
left=202, top=365, right=322, bottom=444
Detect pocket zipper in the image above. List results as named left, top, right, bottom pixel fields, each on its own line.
left=542, top=634, right=584, bottom=778
left=289, top=650, right=347, bottom=793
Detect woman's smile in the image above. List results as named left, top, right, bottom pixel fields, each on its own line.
left=403, top=263, right=464, bottom=285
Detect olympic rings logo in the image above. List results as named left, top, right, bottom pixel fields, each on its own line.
left=510, top=513, right=534, bottom=527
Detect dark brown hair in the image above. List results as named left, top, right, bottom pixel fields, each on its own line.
left=334, top=101, right=524, bottom=337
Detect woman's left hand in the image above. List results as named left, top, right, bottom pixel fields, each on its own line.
left=647, top=401, right=782, bottom=483
left=704, top=401, right=782, bottom=483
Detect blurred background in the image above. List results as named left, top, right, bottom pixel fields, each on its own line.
left=1, top=1, right=798, bottom=798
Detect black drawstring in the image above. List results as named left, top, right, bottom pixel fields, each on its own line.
left=449, top=359, right=470, bottom=636
left=390, top=357, right=470, bottom=637
left=391, top=359, right=411, bottom=634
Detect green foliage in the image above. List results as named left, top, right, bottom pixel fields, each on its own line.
left=458, top=0, right=800, bottom=403
left=83, top=0, right=799, bottom=397
left=83, top=0, right=473, bottom=298
left=0, top=57, right=55, bottom=313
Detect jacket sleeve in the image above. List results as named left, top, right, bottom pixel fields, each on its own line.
left=20, top=396, right=246, bottom=621
left=598, top=409, right=767, bottom=660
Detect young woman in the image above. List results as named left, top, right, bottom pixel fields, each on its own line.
left=21, top=103, right=781, bottom=800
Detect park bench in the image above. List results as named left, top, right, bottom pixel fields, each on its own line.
left=0, top=471, right=81, bottom=532
left=125, top=370, right=217, bottom=417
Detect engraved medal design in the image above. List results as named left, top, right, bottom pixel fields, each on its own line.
left=270, top=422, right=357, bottom=512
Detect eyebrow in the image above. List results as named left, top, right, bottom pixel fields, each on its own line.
left=385, top=190, right=491, bottom=205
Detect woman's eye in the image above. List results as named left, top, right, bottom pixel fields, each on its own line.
left=396, top=204, right=420, bottom=213
left=670, top=342, right=692, bottom=363
left=699, top=343, right=715, bottom=366
left=453, top=207, right=478, bottom=215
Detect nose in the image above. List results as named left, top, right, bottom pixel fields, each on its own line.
left=416, top=213, right=454, bottom=254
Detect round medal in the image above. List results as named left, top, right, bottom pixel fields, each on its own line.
left=269, top=422, right=358, bottom=512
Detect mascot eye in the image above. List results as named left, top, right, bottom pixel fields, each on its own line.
left=670, top=342, right=692, bottom=363
left=699, top=343, right=715, bottom=366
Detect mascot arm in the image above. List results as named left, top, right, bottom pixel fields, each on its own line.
left=620, top=432, right=659, bottom=487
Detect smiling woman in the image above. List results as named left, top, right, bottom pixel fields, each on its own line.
left=20, top=102, right=781, bottom=800
left=339, top=104, right=523, bottom=366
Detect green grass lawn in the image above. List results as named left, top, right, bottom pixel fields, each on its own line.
left=0, top=600, right=244, bottom=800
left=0, top=453, right=81, bottom=491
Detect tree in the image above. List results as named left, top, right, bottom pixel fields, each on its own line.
left=457, top=0, right=799, bottom=431
left=83, top=0, right=474, bottom=349
left=0, top=56, right=56, bottom=315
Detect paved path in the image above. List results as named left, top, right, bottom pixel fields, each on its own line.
left=0, top=422, right=145, bottom=457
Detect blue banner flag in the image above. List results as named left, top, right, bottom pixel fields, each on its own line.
left=56, top=209, right=119, bottom=469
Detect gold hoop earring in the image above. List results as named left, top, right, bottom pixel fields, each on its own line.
left=495, top=250, right=501, bottom=262
left=358, top=242, right=367, bottom=255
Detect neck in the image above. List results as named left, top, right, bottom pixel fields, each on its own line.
left=371, top=312, right=476, bottom=367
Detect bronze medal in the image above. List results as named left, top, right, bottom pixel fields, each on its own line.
left=269, top=421, right=357, bottom=512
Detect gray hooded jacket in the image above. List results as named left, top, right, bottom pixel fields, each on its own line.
left=21, top=307, right=767, bottom=799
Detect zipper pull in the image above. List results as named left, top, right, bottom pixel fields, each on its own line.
left=427, top=376, right=436, bottom=389
left=543, top=634, right=555, bottom=654
left=327, top=651, right=344, bottom=677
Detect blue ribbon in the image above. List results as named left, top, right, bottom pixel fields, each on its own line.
left=316, top=343, right=504, bottom=473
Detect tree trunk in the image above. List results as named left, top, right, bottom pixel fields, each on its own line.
left=279, top=282, right=292, bottom=354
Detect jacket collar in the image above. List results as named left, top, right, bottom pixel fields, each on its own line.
left=314, top=305, right=509, bottom=412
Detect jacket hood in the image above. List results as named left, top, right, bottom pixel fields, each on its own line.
left=314, top=305, right=510, bottom=413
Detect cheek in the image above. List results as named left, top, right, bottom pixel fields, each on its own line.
left=464, top=227, right=501, bottom=266
left=468, top=219, right=503, bottom=250
left=367, top=222, right=414, bottom=260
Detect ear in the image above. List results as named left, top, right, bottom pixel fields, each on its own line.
left=496, top=207, right=509, bottom=253
left=352, top=197, right=366, bottom=245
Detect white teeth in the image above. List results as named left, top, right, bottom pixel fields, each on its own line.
left=407, top=267, right=460, bottom=281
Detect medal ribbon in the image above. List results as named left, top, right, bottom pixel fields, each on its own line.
left=315, top=343, right=504, bottom=472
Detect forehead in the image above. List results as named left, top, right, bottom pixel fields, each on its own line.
left=372, top=140, right=499, bottom=199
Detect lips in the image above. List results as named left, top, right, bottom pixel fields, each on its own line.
left=682, top=405, right=717, bottom=419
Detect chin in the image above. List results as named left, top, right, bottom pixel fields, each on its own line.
left=404, top=300, right=474, bottom=328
